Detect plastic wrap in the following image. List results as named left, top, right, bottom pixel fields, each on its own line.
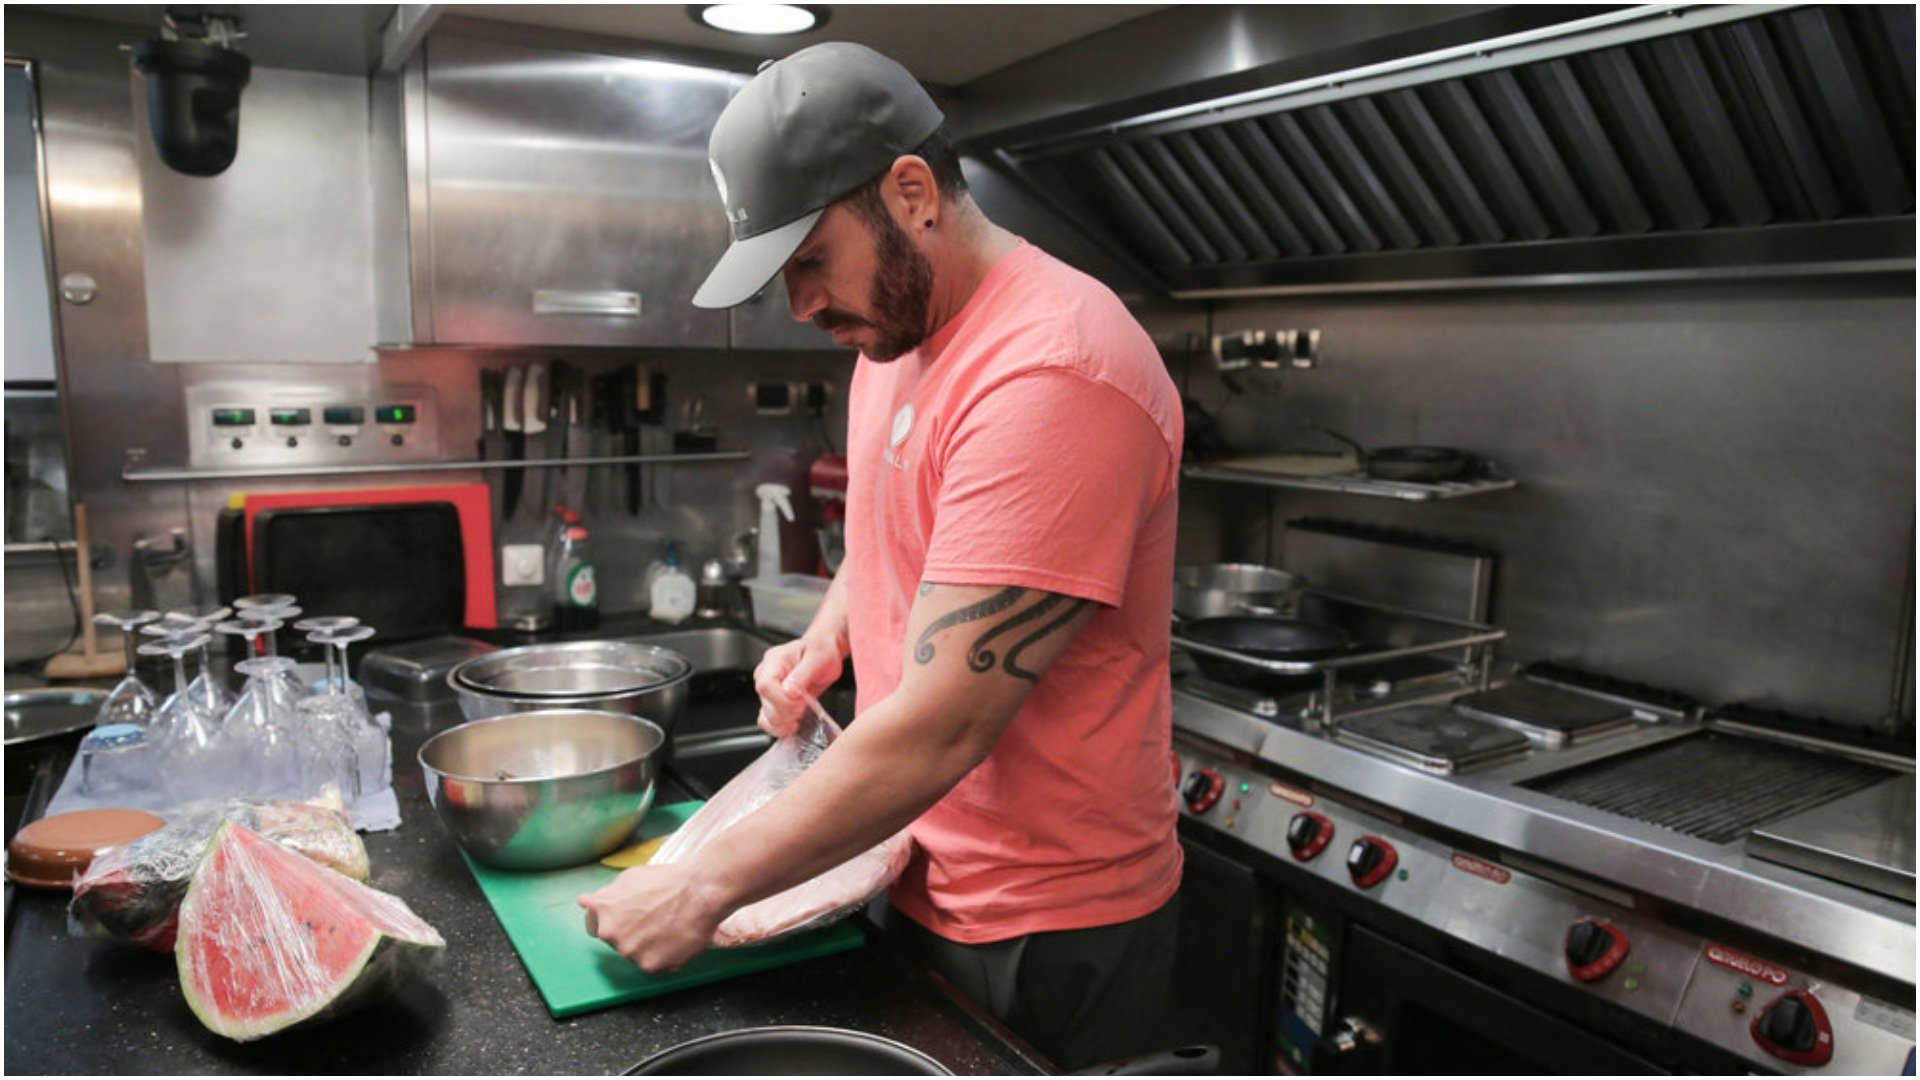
left=650, top=695, right=912, bottom=947
left=69, top=796, right=369, bottom=952
left=175, top=822, right=444, bottom=1042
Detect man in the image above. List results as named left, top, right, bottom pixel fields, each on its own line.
left=578, top=42, right=1184, bottom=1070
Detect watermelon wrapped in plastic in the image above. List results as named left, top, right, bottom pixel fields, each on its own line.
left=649, top=694, right=911, bottom=947
left=69, top=797, right=368, bottom=952
left=176, top=821, right=444, bottom=1041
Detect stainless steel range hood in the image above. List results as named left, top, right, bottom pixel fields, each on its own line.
left=983, top=4, right=1915, bottom=296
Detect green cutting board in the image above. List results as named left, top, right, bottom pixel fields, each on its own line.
left=462, top=800, right=866, bottom=1018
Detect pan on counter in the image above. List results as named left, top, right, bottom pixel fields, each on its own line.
left=1309, top=423, right=1470, bottom=482
left=1176, top=615, right=1354, bottom=692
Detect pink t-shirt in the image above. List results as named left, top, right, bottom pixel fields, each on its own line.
left=842, top=241, right=1184, bottom=944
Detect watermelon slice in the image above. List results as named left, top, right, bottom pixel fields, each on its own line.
left=175, top=823, right=445, bottom=1041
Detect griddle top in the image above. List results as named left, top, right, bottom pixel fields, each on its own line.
left=1336, top=705, right=1531, bottom=773
left=1454, top=681, right=1637, bottom=746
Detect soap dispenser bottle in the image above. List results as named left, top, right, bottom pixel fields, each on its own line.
left=754, top=483, right=795, bottom=581
left=649, top=541, right=696, bottom=625
left=549, top=505, right=599, bottom=632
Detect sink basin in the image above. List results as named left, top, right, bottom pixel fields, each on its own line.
left=617, top=627, right=772, bottom=674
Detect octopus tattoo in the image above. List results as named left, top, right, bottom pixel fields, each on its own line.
left=913, top=585, right=1091, bottom=683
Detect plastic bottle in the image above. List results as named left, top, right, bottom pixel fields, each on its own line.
left=548, top=506, right=599, bottom=632
left=754, top=483, right=795, bottom=581
left=649, top=542, right=696, bottom=625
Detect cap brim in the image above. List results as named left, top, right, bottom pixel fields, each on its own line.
left=692, top=209, right=824, bottom=309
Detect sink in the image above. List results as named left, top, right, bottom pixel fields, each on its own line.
left=618, top=626, right=773, bottom=674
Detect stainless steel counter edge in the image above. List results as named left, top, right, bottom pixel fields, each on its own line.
left=1172, top=690, right=1917, bottom=986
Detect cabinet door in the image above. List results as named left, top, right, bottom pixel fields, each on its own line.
left=423, top=35, right=739, bottom=347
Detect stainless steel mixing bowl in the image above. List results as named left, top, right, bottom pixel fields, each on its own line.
left=418, top=709, right=666, bottom=871
left=448, top=640, right=692, bottom=730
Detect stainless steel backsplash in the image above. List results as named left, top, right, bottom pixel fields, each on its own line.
left=1149, top=276, right=1915, bottom=732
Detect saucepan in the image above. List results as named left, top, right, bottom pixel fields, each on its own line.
left=1307, top=422, right=1470, bottom=482
left=1176, top=614, right=1354, bottom=692
left=1173, top=564, right=1304, bottom=621
left=623, top=1025, right=1221, bottom=1075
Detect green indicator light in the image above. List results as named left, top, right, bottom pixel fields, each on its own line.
left=1625, top=977, right=1639, bottom=992
left=1396, top=869, right=1408, bottom=881
left=1737, top=982, right=1752, bottom=998
left=1238, top=782, right=1250, bottom=794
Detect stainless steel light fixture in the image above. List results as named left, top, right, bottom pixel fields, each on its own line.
left=689, top=4, right=827, bottom=36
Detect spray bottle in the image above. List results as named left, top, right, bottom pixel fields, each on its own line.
left=754, top=483, right=796, bottom=581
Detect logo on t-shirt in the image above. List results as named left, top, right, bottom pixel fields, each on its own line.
left=885, top=403, right=914, bottom=469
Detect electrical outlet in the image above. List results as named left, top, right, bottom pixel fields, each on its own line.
left=501, top=544, right=545, bottom=586
left=751, top=381, right=797, bottom=415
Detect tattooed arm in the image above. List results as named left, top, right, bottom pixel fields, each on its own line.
left=580, top=581, right=1094, bottom=971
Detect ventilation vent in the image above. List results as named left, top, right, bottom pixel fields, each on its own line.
left=998, top=5, right=1914, bottom=295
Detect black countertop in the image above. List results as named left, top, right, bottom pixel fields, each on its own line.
left=2, top=624, right=1047, bottom=1075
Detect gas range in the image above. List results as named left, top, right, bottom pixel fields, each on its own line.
left=1170, top=673, right=1916, bottom=1074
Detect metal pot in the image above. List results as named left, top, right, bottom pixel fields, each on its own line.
left=448, top=640, right=691, bottom=730
left=1177, top=615, right=1354, bottom=692
left=1173, top=564, right=1304, bottom=621
left=625, top=1026, right=951, bottom=1075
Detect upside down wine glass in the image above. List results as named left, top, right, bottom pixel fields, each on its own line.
left=141, top=632, right=227, bottom=804
left=91, top=610, right=161, bottom=728
left=217, top=655, right=306, bottom=798
left=313, top=623, right=387, bottom=797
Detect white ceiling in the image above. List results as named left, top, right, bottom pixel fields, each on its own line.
left=444, top=4, right=1170, bottom=86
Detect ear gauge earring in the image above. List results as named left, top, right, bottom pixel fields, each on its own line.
left=924, top=219, right=934, bottom=229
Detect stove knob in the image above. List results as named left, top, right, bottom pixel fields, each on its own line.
left=1346, top=835, right=1397, bottom=889
left=1563, top=919, right=1630, bottom=982
left=1287, top=812, right=1333, bottom=861
left=1752, top=990, right=1834, bottom=1066
left=1182, top=769, right=1224, bottom=814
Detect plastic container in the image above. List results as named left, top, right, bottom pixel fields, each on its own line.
left=744, top=574, right=831, bottom=637
left=649, top=545, right=696, bottom=625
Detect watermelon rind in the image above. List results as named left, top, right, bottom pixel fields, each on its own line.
left=175, top=822, right=444, bottom=1042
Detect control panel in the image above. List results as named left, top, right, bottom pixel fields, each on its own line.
left=187, top=383, right=442, bottom=467
left=1173, top=736, right=1916, bottom=1074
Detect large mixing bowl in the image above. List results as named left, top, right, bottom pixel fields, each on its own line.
left=418, top=709, right=666, bottom=870
left=449, top=640, right=692, bottom=730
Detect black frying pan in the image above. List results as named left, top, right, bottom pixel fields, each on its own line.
left=1177, top=615, right=1354, bottom=692
left=1310, top=423, right=1468, bottom=482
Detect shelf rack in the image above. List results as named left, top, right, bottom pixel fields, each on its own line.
left=1184, top=462, right=1517, bottom=502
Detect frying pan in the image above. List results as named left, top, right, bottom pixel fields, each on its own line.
left=1177, top=615, right=1354, bottom=692
left=1309, top=423, right=1468, bottom=482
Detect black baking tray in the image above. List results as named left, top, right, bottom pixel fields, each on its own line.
left=252, top=503, right=465, bottom=642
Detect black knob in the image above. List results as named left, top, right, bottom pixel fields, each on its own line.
left=1287, top=814, right=1322, bottom=851
left=1348, top=839, right=1385, bottom=877
left=1566, top=921, right=1614, bottom=968
left=285, top=437, right=298, bottom=448
left=337, top=435, right=352, bottom=447
left=390, top=434, right=404, bottom=447
left=229, top=437, right=243, bottom=450
left=1181, top=772, right=1212, bottom=805
left=1758, top=996, right=1818, bottom=1053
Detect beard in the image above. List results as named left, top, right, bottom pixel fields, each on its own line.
left=814, top=210, right=933, bottom=362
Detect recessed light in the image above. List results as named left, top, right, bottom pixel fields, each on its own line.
left=691, top=4, right=826, bottom=37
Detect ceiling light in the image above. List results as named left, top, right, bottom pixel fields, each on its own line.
left=691, top=4, right=825, bottom=36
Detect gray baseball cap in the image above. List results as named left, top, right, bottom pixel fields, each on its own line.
left=692, top=42, right=945, bottom=310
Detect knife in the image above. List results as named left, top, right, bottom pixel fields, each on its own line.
left=501, top=365, right=526, bottom=520
left=524, top=362, right=549, bottom=522
left=620, top=365, right=644, bottom=517
left=479, top=369, right=507, bottom=528
left=560, top=364, right=592, bottom=512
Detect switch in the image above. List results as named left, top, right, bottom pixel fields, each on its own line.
left=1564, top=919, right=1630, bottom=982
left=337, top=435, right=352, bottom=447
left=1287, top=812, right=1333, bottom=861
left=286, top=437, right=298, bottom=449
left=230, top=437, right=243, bottom=450
left=1346, top=836, right=1397, bottom=889
left=391, top=434, right=404, bottom=447
left=501, top=544, right=545, bottom=587
left=1752, top=991, right=1832, bottom=1066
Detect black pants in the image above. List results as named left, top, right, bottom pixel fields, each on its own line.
left=881, top=895, right=1181, bottom=1072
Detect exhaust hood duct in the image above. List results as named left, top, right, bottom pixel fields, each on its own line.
left=989, top=4, right=1914, bottom=296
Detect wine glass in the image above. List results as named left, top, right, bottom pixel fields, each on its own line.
left=141, top=632, right=227, bottom=804
left=160, top=607, right=237, bottom=715
left=91, top=610, right=161, bottom=728
left=314, top=623, right=386, bottom=794
left=295, top=616, right=360, bottom=700
left=249, top=601, right=302, bottom=660
left=292, top=695, right=360, bottom=805
left=217, top=656, right=305, bottom=798
left=233, top=592, right=297, bottom=615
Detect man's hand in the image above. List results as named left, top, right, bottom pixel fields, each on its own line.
left=753, top=632, right=845, bottom=737
left=577, top=863, right=729, bottom=972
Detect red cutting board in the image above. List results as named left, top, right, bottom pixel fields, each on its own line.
left=242, top=483, right=496, bottom=628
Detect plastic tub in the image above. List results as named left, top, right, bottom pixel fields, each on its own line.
left=744, top=574, right=831, bottom=637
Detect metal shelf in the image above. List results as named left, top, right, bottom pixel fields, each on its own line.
left=120, top=450, right=751, bottom=484
left=1184, top=463, right=1517, bottom=501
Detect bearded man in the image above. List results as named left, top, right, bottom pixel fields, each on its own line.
left=580, top=42, right=1184, bottom=1070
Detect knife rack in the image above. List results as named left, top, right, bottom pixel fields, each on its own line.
left=119, top=450, right=750, bottom=483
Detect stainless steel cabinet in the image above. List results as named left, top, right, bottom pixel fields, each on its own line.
left=417, top=34, right=740, bottom=348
